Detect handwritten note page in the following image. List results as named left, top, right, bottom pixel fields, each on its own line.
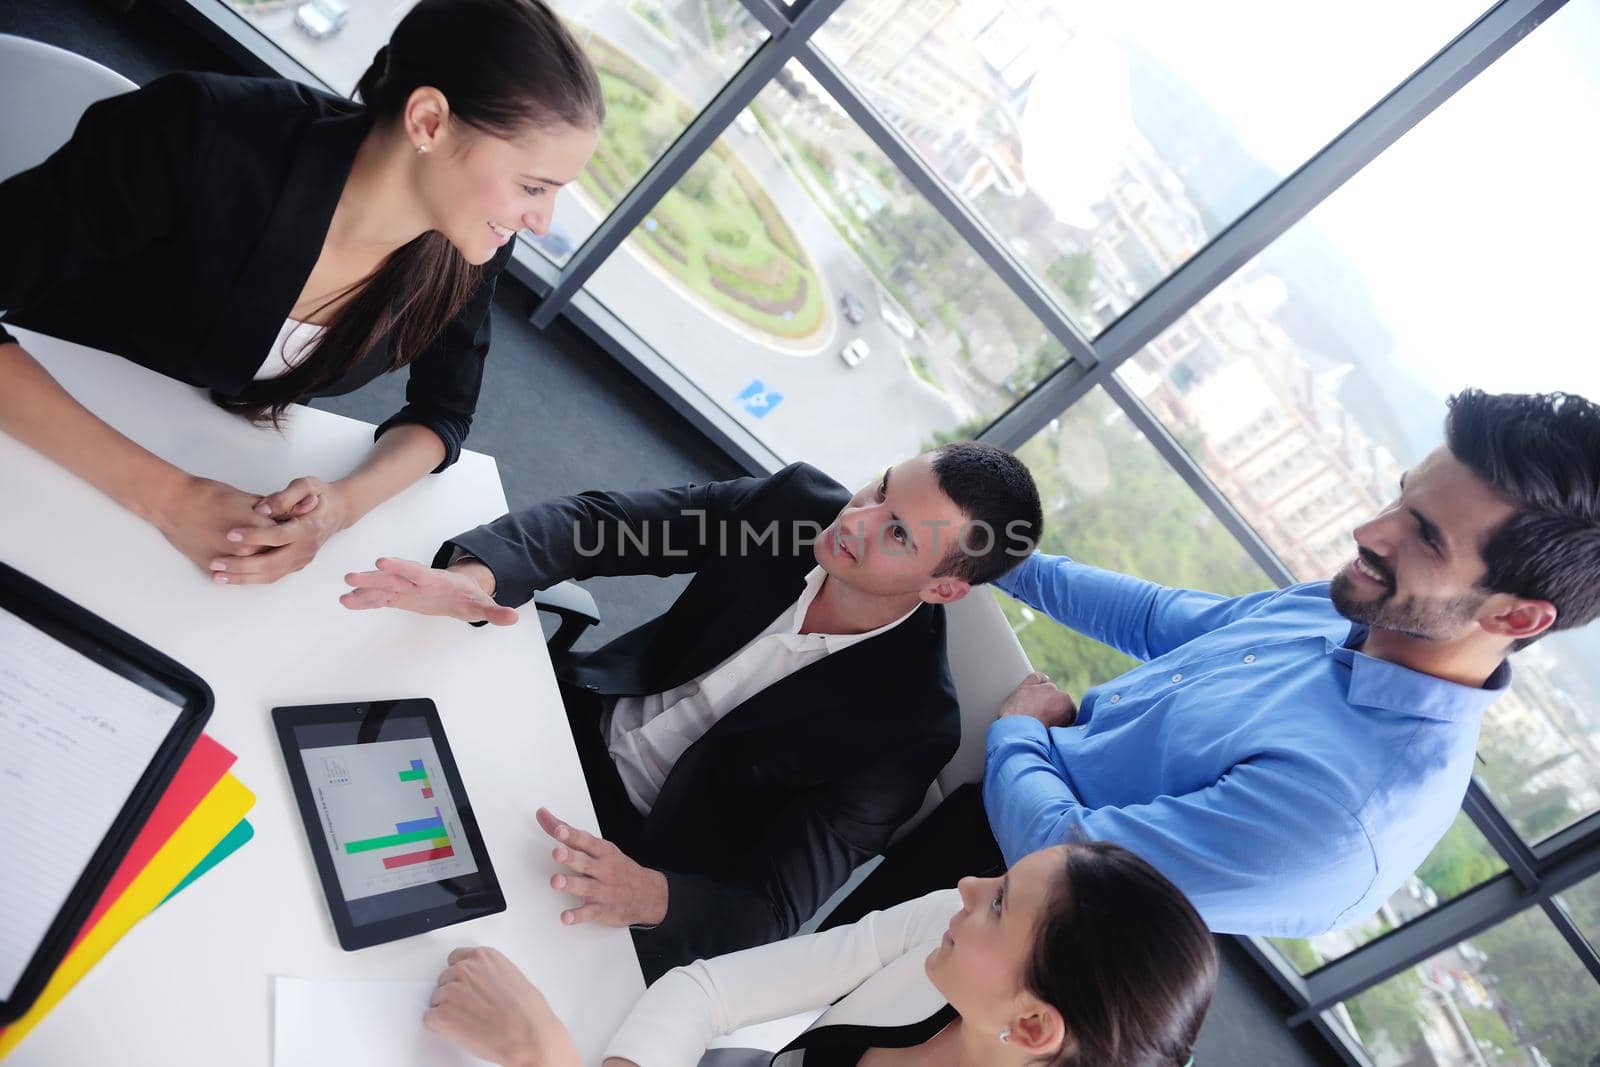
left=0, top=605, right=180, bottom=1000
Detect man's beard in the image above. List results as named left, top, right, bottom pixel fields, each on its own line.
left=1329, top=566, right=1488, bottom=641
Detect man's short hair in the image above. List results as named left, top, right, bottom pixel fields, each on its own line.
left=928, top=441, right=1043, bottom=586
left=1445, top=389, right=1600, bottom=649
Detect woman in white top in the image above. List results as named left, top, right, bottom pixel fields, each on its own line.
left=422, top=841, right=1218, bottom=1067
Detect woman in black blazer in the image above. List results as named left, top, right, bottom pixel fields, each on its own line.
left=0, top=0, right=601, bottom=584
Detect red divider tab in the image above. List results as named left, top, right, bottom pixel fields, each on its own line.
left=71, top=734, right=237, bottom=949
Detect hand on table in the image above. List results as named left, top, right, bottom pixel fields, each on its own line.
left=424, top=946, right=581, bottom=1067
left=150, top=475, right=278, bottom=577
left=538, top=808, right=668, bottom=928
left=340, top=557, right=519, bottom=625
left=998, top=672, right=1078, bottom=729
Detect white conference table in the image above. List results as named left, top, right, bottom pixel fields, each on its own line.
left=0, top=328, right=645, bottom=1065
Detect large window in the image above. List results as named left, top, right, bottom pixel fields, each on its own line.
left=225, top=0, right=768, bottom=264
left=1112, top=0, right=1600, bottom=847
left=1556, top=873, right=1600, bottom=951
left=1006, top=387, right=1272, bottom=694
left=814, top=0, right=1487, bottom=334
left=584, top=59, right=1070, bottom=485
left=1338, top=907, right=1600, bottom=1066
left=542, top=2, right=768, bottom=263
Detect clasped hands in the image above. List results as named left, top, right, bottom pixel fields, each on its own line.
left=155, top=474, right=350, bottom=585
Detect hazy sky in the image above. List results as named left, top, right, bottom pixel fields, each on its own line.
left=1081, top=0, right=1600, bottom=402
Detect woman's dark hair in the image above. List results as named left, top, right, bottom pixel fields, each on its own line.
left=1026, top=842, right=1217, bottom=1067
left=1445, top=389, right=1600, bottom=651
left=219, top=0, right=603, bottom=425
left=928, top=441, right=1044, bottom=585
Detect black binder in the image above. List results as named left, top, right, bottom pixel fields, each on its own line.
left=0, top=561, right=213, bottom=1025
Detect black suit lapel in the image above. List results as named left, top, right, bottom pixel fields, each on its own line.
left=198, top=106, right=372, bottom=393
left=637, top=603, right=938, bottom=847
left=704, top=601, right=937, bottom=741
left=657, top=560, right=814, bottom=689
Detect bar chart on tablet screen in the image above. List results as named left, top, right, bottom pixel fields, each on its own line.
left=300, top=739, right=478, bottom=901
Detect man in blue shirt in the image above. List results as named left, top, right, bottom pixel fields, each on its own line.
left=826, top=389, right=1600, bottom=939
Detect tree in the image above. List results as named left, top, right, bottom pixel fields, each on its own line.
left=1268, top=937, right=1324, bottom=975
left=1476, top=743, right=1579, bottom=841
left=1473, top=910, right=1600, bottom=1066
left=1345, top=972, right=1425, bottom=1053
left=997, top=390, right=1272, bottom=694
left=1461, top=1007, right=1516, bottom=1057
left=925, top=416, right=989, bottom=451
left=1415, top=814, right=1503, bottom=900
left=1046, top=251, right=1094, bottom=314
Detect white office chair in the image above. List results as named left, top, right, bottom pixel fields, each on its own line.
left=801, top=587, right=1034, bottom=932
left=0, top=33, right=136, bottom=183
left=899, top=587, right=1035, bottom=836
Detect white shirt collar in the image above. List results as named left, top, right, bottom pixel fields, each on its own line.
left=789, top=566, right=922, bottom=651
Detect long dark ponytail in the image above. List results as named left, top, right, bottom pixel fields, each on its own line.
left=1028, top=842, right=1217, bottom=1067
left=218, top=0, right=603, bottom=425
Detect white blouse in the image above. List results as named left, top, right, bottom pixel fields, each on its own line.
left=254, top=316, right=325, bottom=380
left=604, top=890, right=958, bottom=1067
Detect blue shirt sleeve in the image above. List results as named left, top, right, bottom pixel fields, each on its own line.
left=982, top=716, right=1377, bottom=937
left=995, top=553, right=1288, bottom=662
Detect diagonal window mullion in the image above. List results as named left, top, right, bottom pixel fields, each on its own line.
left=531, top=0, right=847, bottom=328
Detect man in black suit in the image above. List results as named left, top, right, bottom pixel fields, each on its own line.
left=342, top=443, right=1042, bottom=977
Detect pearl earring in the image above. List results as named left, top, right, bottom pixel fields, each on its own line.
left=415, top=143, right=429, bottom=155
left=999, top=1026, right=1011, bottom=1043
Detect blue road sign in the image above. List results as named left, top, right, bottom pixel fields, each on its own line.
left=736, top=380, right=784, bottom=419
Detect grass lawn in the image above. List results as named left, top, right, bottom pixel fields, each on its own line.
left=573, top=35, right=824, bottom=340
left=628, top=1, right=676, bottom=44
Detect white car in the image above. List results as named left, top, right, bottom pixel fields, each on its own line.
left=295, top=0, right=350, bottom=39
left=879, top=300, right=916, bottom=340
left=839, top=338, right=870, bottom=368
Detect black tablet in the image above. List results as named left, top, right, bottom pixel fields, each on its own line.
left=273, top=699, right=505, bottom=951
left=0, top=561, right=212, bottom=1026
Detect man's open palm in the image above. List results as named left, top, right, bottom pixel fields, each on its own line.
left=340, top=557, right=518, bottom=626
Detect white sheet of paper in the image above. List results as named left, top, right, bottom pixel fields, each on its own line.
left=0, top=604, right=181, bottom=1000
left=272, top=976, right=495, bottom=1067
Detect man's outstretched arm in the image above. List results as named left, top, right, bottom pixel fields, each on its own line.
left=982, top=716, right=1375, bottom=936
left=997, top=552, right=1288, bottom=661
